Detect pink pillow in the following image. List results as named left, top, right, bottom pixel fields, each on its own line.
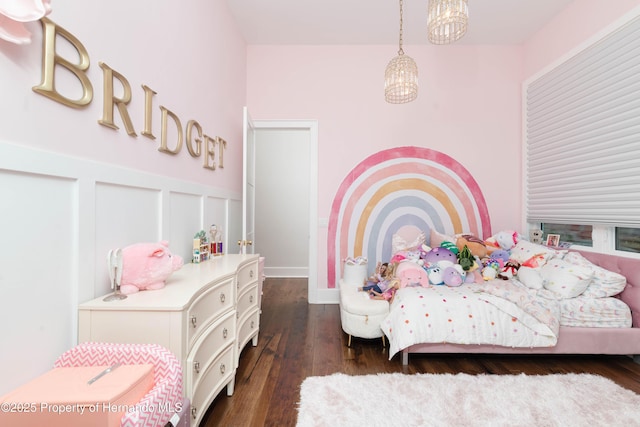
left=392, top=226, right=426, bottom=254
left=430, top=229, right=456, bottom=248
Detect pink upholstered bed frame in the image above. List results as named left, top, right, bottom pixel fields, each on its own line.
left=401, top=250, right=640, bottom=366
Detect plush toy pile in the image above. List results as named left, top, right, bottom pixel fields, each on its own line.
left=369, top=229, right=531, bottom=291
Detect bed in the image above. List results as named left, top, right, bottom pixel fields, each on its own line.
left=379, top=233, right=640, bottom=366
left=329, top=147, right=640, bottom=366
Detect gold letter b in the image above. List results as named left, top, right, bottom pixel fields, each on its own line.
left=32, top=17, right=93, bottom=108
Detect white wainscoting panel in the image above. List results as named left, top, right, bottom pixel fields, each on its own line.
left=0, top=140, right=241, bottom=395
left=94, top=183, right=162, bottom=296
left=0, top=169, right=76, bottom=394
left=169, top=191, right=204, bottom=261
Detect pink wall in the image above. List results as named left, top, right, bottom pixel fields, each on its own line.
left=248, top=45, right=523, bottom=230
left=524, top=0, right=640, bottom=79
left=247, top=44, right=523, bottom=288
left=0, top=0, right=247, bottom=192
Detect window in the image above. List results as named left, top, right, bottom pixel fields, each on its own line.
left=525, top=13, right=640, bottom=256
left=538, top=223, right=640, bottom=254
left=615, top=227, right=640, bottom=253
left=542, top=223, right=592, bottom=247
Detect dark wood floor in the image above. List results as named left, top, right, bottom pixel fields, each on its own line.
left=202, top=278, right=640, bottom=427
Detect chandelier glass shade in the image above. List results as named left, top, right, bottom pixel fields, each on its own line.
left=384, top=52, right=418, bottom=104
left=385, top=0, right=418, bottom=104
left=427, top=0, right=468, bottom=45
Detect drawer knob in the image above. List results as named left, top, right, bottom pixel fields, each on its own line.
left=191, top=407, right=197, bottom=419
left=251, top=320, right=255, bottom=329
left=220, top=293, right=226, bottom=303
left=223, top=327, right=228, bottom=339
left=250, top=269, right=254, bottom=278
left=249, top=295, right=254, bottom=304
left=194, top=361, right=200, bottom=374
left=220, top=363, right=226, bottom=374
left=190, top=315, right=197, bottom=328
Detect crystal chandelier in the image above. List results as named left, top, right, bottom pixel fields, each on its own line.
left=427, top=0, right=469, bottom=45
left=384, top=0, right=418, bottom=104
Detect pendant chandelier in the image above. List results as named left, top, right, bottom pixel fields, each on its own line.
left=384, top=0, right=418, bottom=104
left=427, top=0, right=468, bottom=45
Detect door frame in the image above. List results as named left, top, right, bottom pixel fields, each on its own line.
left=242, top=107, right=255, bottom=255
left=252, top=119, right=319, bottom=304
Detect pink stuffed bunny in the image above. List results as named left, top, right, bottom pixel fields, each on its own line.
left=120, top=241, right=183, bottom=294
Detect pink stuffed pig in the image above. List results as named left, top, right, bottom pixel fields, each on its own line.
left=120, top=240, right=183, bottom=294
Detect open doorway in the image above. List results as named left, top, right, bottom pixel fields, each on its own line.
left=252, top=120, right=319, bottom=303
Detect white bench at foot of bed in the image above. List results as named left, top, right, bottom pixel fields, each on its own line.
left=339, top=279, right=389, bottom=346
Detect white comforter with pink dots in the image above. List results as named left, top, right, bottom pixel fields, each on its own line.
left=381, top=280, right=560, bottom=359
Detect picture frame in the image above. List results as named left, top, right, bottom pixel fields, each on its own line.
left=546, top=234, right=560, bottom=247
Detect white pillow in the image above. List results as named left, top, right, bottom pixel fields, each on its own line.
left=509, top=240, right=565, bottom=268
left=517, top=266, right=544, bottom=289
left=563, top=252, right=627, bottom=298
left=540, top=259, right=593, bottom=299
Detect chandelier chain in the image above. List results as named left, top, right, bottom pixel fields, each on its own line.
left=398, top=0, right=404, bottom=55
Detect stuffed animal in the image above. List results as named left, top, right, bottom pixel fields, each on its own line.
left=488, top=250, right=510, bottom=266
left=456, top=234, right=488, bottom=259
left=442, top=266, right=463, bottom=287
left=486, top=230, right=520, bottom=251
left=120, top=240, right=183, bottom=294
left=418, top=244, right=432, bottom=261
left=529, top=228, right=544, bottom=245
left=425, top=265, right=444, bottom=285
left=439, top=240, right=459, bottom=255
left=390, top=252, right=406, bottom=264
left=457, top=245, right=484, bottom=283
left=423, top=247, right=458, bottom=269
left=405, top=250, right=422, bottom=262
left=481, top=259, right=501, bottom=281
left=498, top=260, right=520, bottom=280
left=482, top=266, right=498, bottom=280
left=457, top=245, right=476, bottom=271
left=453, top=264, right=474, bottom=283
left=395, top=261, right=430, bottom=287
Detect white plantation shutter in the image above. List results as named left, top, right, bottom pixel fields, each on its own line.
left=525, top=14, right=640, bottom=227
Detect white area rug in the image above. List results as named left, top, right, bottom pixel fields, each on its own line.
left=296, top=372, right=640, bottom=427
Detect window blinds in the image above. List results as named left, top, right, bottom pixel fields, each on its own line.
left=525, top=14, right=640, bottom=227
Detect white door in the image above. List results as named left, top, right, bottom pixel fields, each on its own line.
left=241, top=107, right=255, bottom=255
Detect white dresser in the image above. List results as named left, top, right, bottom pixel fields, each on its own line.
left=78, top=253, right=260, bottom=426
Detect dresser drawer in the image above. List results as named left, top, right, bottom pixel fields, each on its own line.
left=187, top=277, right=234, bottom=348
left=237, top=260, right=258, bottom=293
left=237, top=283, right=259, bottom=317
left=237, top=307, right=260, bottom=356
left=186, top=310, right=235, bottom=397
left=190, top=346, right=235, bottom=426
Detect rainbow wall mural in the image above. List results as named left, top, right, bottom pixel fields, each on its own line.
left=327, top=146, right=492, bottom=288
